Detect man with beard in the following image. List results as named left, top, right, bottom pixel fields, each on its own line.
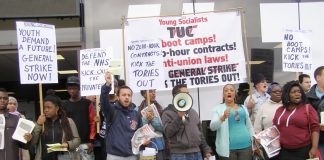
left=100, top=72, right=141, bottom=160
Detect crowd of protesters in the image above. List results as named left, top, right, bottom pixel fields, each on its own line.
left=1, top=66, right=324, bottom=160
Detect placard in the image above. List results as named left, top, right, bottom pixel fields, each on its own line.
left=282, top=29, right=312, bottom=72
left=16, top=21, right=58, bottom=84
left=80, top=48, right=112, bottom=96
left=125, top=11, right=247, bottom=90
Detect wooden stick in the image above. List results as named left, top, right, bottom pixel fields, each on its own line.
left=121, top=16, right=127, bottom=84
left=240, top=9, right=254, bottom=119
left=38, top=83, right=44, bottom=131
left=146, top=90, right=151, bottom=109
left=39, top=83, right=44, bottom=115
left=96, top=95, right=100, bottom=133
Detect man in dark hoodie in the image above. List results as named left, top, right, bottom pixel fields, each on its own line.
left=307, top=66, right=324, bottom=157
left=162, top=84, right=211, bottom=160
left=100, top=71, right=141, bottom=160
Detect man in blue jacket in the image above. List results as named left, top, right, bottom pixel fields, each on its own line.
left=100, top=72, right=141, bottom=160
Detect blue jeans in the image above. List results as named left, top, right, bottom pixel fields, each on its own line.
left=319, top=143, right=324, bottom=158
left=171, top=152, right=203, bottom=160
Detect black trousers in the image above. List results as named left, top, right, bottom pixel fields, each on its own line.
left=279, top=145, right=311, bottom=160
left=94, top=136, right=107, bottom=160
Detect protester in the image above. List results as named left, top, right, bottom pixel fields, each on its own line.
left=7, top=96, right=30, bottom=160
left=236, top=83, right=250, bottom=105
left=63, top=76, right=95, bottom=159
left=210, top=84, right=254, bottom=160
left=138, top=89, right=165, bottom=160
left=244, top=73, right=270, bottom=123
left=138, top=90, right=163, bottom=115
left=32, top=93, right=80, bottom=160
left=0, top=88, right=32, bottom=160
left=307, top=66, right=324, bottom=157
left=299, top=74, right=312, bottom=93
left=273, top=80, right=319, bottom=160
left=7, top=96, right=20, bottom=115
left=100, top=71, right=141, bottom=160
left=94, top=78, right=119, bottom=160
left=85, top=95, right=102, bottom=160
left=254, top=82, right=282, bottom=133
left=162, top=84, right=211, bottom=160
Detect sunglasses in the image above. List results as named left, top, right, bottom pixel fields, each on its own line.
left=234, top=110, right=240, bottom=122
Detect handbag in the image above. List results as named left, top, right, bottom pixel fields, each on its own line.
left=252, top=138, right=266, bottom=160
left=306, top=104, right=323, bottom=160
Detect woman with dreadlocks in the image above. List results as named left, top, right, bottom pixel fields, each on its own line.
left=32, top=93, right=80, bottom=160
left=273, top=80, right=320, bottom=160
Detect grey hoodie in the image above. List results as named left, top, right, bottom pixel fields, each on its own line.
left=161, top=104, right=211, bottom=156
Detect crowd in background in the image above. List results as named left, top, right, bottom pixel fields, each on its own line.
left=1, top=66, right=324, bottom=160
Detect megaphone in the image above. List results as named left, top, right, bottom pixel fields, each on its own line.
left=173, top=93, right=193, bottom=112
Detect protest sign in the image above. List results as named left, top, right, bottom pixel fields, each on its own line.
left=12, top=118, right=35, bottom=144
left=80, top=48, right=112, bottom=96
left=16, top=21, right=58, bottom=84
left=282, top=29, right=312, bottom=72
left=126, top=39, right=164, bottom=90
left=124, top=11, right=247, bottom=90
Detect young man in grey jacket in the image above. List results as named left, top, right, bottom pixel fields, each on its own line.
left=161, top=84, right=212, bottom=160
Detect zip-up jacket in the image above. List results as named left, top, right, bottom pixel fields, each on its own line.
left=101, top=84, right=141, bottom=157
left=307, top=84, right=324, bottom=142
left=161, top=104, right=211, bottom=155
left=32, top=118, right=80, bottom=160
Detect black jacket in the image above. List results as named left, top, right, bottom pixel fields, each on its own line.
left=307, top=84, right=324, bottom=142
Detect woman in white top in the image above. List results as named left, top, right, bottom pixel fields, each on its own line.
left=254, top=82, right=282, bottom=133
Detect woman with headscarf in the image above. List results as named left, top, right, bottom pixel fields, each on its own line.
left=273, top=80, right=320, bottom=160
left=7, top=96, right=30, bottom=160
left=7, top=96, right=21, bottom=116
left=254, top=82, right=283, bottom=133
left=32, top=93, right=80, bottom=160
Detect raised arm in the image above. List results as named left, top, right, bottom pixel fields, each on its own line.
left=100, top=72, right=112, bottom=116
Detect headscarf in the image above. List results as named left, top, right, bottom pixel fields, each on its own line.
left=266, top=82, right=281, bottom=94
left=8, top=96, right=20, bottom=116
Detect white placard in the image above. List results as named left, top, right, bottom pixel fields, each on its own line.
left=0, top=115, right=5, bottom=149
left=321, top=112, right=324, bottom=125
left=16, top=21, right=58, bottom=84
left=124, top=11, right=247, bottom=91
left=80, top=48, right=112, bottom=96
left=126, top=39, right=164, bottom=90
left=12, top=118, right=35, bottom=143
left=282, top=29, right=312, bottom=72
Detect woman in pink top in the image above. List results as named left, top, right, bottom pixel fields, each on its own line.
left=273, top=80, right=320, bottom=160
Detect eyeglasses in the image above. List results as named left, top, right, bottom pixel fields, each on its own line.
left=234, top=110, right=240, bottom=122
left=0, top=96, right=8, bottom=101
